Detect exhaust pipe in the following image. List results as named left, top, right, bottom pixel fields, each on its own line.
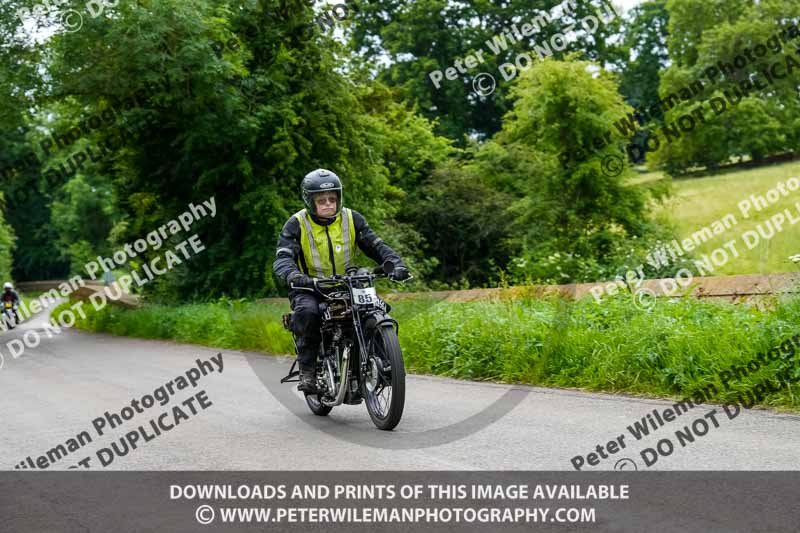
left=322, top=345, right=350, bottom=407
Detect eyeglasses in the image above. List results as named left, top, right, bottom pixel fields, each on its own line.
left=315, top=195, right=338, bottom=205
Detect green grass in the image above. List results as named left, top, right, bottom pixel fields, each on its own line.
left=652, top=159, right=800, bottom=275
left=627, top=168, right=665, bottom=186
left=57, top=298, right=297, bottom=355
left=55, top=293, right=800, bottom=411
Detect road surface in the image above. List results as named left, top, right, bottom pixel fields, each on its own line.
left=2, top=306, right=799, bottom=471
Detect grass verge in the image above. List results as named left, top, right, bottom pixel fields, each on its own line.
left=52, top=292, right=800, bottom=412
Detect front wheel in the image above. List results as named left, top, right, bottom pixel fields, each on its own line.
left=362, top=326, right=405, bottom=430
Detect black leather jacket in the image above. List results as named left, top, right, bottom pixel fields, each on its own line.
left=2, top=289, right=20, bottom=305
left=273, top=209, right=405, bottom=287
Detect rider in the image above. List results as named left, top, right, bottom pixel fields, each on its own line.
left=2, top=282, right=21, bottom=325
left=273, top=169, right=410, bottom=392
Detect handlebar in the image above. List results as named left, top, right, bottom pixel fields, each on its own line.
left=375, top=260, right=394, bottom=275
left=290, top=261, right=411, bottom=294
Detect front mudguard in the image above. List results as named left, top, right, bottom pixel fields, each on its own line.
left=361, top=310, right=398, bottom=338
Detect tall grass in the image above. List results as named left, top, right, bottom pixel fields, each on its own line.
left=55, top=292, right=800, bottom=410
left=58, top=298, right=296, bottom=355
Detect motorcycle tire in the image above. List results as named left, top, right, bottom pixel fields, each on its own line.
left=304, top=393, right=333, bottom=416
left=363, top=326, right=405, bottom=430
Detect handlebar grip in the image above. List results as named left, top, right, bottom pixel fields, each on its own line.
left=374, top=260, right=395, bottom=275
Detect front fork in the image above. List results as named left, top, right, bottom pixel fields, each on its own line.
left=358, top=310, right=399, bottom=389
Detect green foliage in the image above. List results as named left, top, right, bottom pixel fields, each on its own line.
left=487, top=58, right=668, bottom=283
left=10, top=0, right=452, bottom=299
left=402, top=155, right=516, bottom=286
left=0, top=1, right=70, bottom=280
left=616, top=0, right=670, bottom=125
left=348, top=0, right=626, bottom=143
left=652, top=0, right=800, bottom=173
left=0, top=194, right=17, bottom=281
left=53, top=297, right=296, bottom=354
left=4, top=0, right=795, bottom=299
left=50, top=174, right=120, bottom=275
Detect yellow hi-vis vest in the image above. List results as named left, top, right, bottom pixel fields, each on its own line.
left=293, top=207, right=356, bottom=277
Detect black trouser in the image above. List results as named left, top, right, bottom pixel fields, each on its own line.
left=3, top=309, right=18, bottom=327
left=289, top=290, right=323, bottom=366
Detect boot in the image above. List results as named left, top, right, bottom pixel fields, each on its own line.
left=297, top=362, right=317, bottom=393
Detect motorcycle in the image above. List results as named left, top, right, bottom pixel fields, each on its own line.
left=3, top=301, right=18, bottom=330
left=281, top=261, right=408, bottom=430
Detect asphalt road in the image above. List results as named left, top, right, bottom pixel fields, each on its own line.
left=1, top=306, right=799, bottom=471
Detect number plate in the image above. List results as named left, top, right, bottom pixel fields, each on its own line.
left=352, top=287, right=377, bottom=305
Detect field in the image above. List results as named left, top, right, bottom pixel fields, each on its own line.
left=640, top=160, right=800, bottom=275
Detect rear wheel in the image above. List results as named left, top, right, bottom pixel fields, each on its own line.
left=304, top=393, right=332, bottom=416
left=304, top=359, right=333, bottom=416
left=363, top=326, right=405, bottom=430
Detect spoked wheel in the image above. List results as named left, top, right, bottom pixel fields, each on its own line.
left=363, top=326, right=405, bottom=430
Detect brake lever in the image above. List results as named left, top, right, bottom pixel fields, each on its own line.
left=289, top=277, right=320, bottom=292
left=290, top=284, right=315, bottom=292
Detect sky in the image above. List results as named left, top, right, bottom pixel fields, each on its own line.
left=618, top=0, right=644, bottom=11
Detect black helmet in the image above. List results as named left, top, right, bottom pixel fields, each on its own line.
left=301, top=168, right=343, bottom=219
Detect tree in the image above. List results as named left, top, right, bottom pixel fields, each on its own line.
left=487, top=58, right=663, bottom=283
left=0, top=194, right=17, bottom=282
left=50, top=174, right=120, bottom=275
left=616, top=0, right=670, bottom=119
left=347, top=0, right=626, bottom=144
left=0, top=0, right=70, bottom=281
left=402, top=154, right=516, bottom=286
left=650, top=0, right=800, bottom=173
left=35, top=0, right=452, bottom=299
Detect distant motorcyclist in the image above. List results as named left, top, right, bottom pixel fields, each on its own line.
left=273, top=169, right=410, bottom=392
left=2, top=282, right=21, bottom=326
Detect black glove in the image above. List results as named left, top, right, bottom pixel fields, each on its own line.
left=288, top=273, right=316, bottom=289
left=389, top=266, right=410, bottom=281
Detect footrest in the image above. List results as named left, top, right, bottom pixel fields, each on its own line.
left=280, top=359, right=300, bottom=383
left=281, top=371, right=300, bottom=383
